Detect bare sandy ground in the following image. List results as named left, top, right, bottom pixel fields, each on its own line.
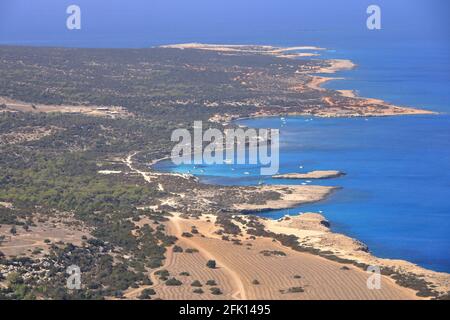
left=337, top=89, right=357, bottom=98
left=125, top=213, right=421, bottom=300
left=315, top=59, right=356, bottom=73
left=0, top=202, right=13, bottom=209
left=124, top=215, right=237, bottom=300
left=232, top=185, right=336, bottom=212
left=124, top=152, right=193, bottom=183
left=264, top=214, right=450, bottom=296
left=306, top=76, right=338, bottom=91
left=0, top=96, right=131, bottom=118
left=0, top=214, right=90, bottom=257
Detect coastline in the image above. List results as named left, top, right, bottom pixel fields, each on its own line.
left=150, top=145, right=450, bottom=298
left=1, top=42, right=448, bottom=300
left=130, top=144, right=450, bottom=298
left=261, top=213, right=450, bottom=297
left=145, top=44, right=449, bottom=298
left=303, top=59, right=436, bottom=117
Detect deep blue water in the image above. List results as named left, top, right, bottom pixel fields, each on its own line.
left=154, top=30, right=450, bottom=273
left=157, top=115, right=450, bottom=273
left=1, top=0, right=449, bottom=272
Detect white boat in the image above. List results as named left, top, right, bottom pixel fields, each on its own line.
left=244, top=171, right=250, bottom=175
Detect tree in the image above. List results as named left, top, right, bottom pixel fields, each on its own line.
left=210, top=287, right=222, bottom=295
left=191, top=280, right=202, bottom=287
left=206, top=260, right=216, bottom=269
left=172, top=245, right=183, bottom=253
left=138, top=288, right=156, bottom=299
left=181, top=232, right=193, bottom=238
left=206, top=279, right=217, bottom=286
left=165, top=278, right=182, bottom=286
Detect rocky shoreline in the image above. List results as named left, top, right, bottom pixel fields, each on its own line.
left=273, top=170, right=345, bottom=180
left=147, top=43, right=449, bottom=298
left=261, top=213, right=450, bottom=298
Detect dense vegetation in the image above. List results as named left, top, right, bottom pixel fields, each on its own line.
left=0, top=46, right=320, bottom=121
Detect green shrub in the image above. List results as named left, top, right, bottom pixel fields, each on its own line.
left=138, top=288, right=156, bottom=299
left=165, top=278, right=182, bottom=286
left=206, top=279, right=217, bottom=286
left=191, top=280, right=202, bottom=287
left=287, top=287, right=304, bottom=293
left=206, top=260, right=216, bottom=269
left=172, top=245, right=183, bottom=253
left=210, top=287, right=222, bottom=295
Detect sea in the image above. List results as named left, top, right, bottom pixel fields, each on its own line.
left=1, top=0, right=449, bottom=272
left=153, top=22, right=450, bottom=273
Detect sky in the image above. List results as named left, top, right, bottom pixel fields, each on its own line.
left=0, top=0, right=449, bottom=47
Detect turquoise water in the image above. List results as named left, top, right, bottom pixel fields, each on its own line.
left=157, top=115, right=450, bottom=273
left=156, top=39, right=450, bottom=273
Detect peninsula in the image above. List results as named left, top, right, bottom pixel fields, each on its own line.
left=0, top=44, right=447, bottom=300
